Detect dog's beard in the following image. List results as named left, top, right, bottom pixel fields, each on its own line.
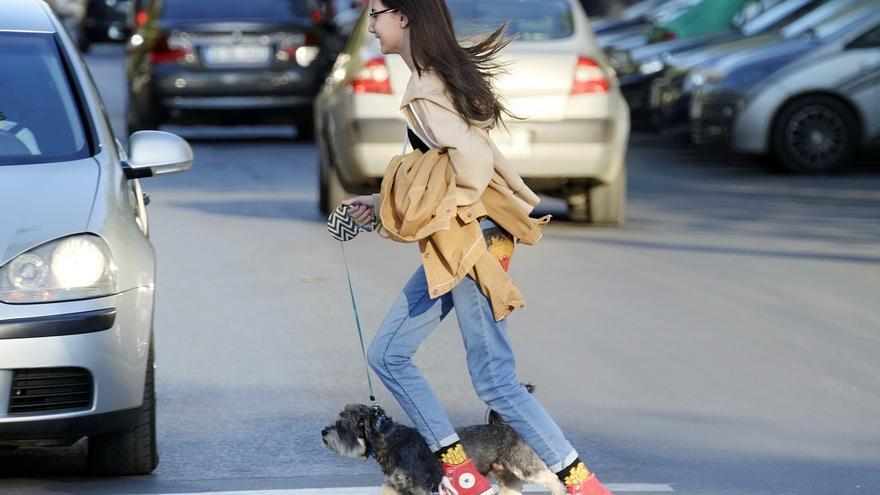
left=322, top=427, right=368, bottom=459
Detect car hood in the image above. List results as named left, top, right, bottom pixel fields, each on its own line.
left=709, top=37, right=818, bottom=76
left=670, top=33, right=779, bottom=69
left=630, top=29, right=738, bottom=64
left=0, top=158, right=100, bottom=267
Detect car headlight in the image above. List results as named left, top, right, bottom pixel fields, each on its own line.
left=639, top=58, right=665, bottom=76
left=0, top=235, right=117, bottom=303
left=684, top=69, right=725, bottom=93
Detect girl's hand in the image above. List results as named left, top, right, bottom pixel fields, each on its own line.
left=341, top=195, right=376, bottom=226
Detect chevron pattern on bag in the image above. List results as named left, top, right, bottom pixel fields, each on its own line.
left=327, top=205, right=360, bottom=241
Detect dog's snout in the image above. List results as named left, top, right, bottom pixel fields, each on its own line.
left=321, top=427, right=330, bottom=436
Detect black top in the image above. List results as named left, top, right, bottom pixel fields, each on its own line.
left=408, top=128, right=430, bottom=153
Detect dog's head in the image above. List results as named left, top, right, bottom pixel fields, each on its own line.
left=321, top=404, right=389, bottom=459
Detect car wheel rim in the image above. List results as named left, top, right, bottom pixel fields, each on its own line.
left=786, top=105, right=846, bottom=170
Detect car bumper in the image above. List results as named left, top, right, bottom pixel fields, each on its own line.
left=154, top=67, right=322, bottom=102
left=690, top=92, right=743, bottom=146
left=0, top=287, right=153, bottom=439
left=348, top=118, right=624, bottom=177
left=163, top=95, right=313, bottom=111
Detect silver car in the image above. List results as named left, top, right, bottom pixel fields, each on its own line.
left=315, top=0, right=630, bottom=224
left=690, top=3, right=880, bottom=173
left=0, top=0, right=192, bottom=474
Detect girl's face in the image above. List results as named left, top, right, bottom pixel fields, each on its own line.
left=368, top=0, right=408, bottom=55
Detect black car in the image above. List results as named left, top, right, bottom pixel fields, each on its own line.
left=125, top=0, right=334, bottom=139
left=83, top=0, right=132, bottom=43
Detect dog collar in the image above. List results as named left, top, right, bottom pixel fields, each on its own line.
left=372, top=411, right=387, bottom=431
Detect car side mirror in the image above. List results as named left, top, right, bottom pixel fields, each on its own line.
left=123, top=130, right=194, bottom=179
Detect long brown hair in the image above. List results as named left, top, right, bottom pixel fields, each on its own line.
left=379, top=0, right=516, bottom=127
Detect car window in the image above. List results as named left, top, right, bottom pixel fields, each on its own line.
left=446, top=0, right=574, bottom=41
left=849, top=23, right=880, bottom=49
left=0, top=32, right=89, bottom=166
left=160, top=0, right=311, bottom=22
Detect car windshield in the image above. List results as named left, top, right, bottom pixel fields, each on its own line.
left=446, top=0, right=574, bottom=41
left=651, top=0, right=703, bottom=24
left=798, top=4, right=878, bottom=40
left=619, top=0, right=674, bottom=21
left=161, top=0, right=311, bottom=22
left=736, top=0, right=810, bottom=36
left=781, top=0, right=866, bottom=38
left=0, top=33, right=89, bottom=166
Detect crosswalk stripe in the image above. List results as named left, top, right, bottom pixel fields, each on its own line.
left=137, top=483, right=674, bottom=495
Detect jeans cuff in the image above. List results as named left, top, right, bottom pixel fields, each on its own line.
left=549, top=449, right=580, bottom=473
left=430, top=433, right=461, bottom=453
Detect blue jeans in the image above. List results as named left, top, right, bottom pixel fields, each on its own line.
left=367, top=264, right=578, bottom=472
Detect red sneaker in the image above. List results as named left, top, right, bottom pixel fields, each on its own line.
left=566, top=473, right=613, bottom=495
left=439, top=458, right=495, bottom=495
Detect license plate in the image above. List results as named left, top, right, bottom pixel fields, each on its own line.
left=494, top=130, right=532, bottom=157
left=203, top=45, right=270, bottom=66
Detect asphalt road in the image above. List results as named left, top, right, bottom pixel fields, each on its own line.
left=1, top=44, right=879, bottom=495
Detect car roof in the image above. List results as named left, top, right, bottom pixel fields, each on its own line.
left=0, top=0, right=57, bottom=34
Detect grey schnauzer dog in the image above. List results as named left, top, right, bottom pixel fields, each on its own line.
left=321, top=402, right=565, bottom=495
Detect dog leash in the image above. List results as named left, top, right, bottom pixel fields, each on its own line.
left=339, top=241, right=378, bottom=405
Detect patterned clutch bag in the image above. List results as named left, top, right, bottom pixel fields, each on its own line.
left=327, top=205, right=376, bottom=242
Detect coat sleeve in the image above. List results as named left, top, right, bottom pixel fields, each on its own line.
left=416, top=99, right=493, bottom=206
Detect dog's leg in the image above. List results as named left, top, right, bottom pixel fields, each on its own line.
left=524, top=469, right=566, bottom=495
left=496, top=471, right=525, bottom=495
left=379, top=484, right=400, bottom=495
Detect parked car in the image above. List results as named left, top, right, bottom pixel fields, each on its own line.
left=590, top=0, right=672, bottom=34
left=647, top=0, right=752, bottom=43
left=615, top=0, right=823, bottom=119
left=0, top=0, right=192, bottom=474
left=689, top=2, right=880, bottom=173
left=648, top=0, right=855, bottom=135
left=315, top=0, right=630, bottom=224
left=83, top=0, right=132, bottom=43
left=597, top=0, right=703, bottom=52
left=125, top=0, right=336, bottom=139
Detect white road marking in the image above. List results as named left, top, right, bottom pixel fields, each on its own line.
left=139, top=483, right=674, bottom=495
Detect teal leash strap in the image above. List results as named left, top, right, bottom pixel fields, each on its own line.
left=340, top=241, right=377, bottom=404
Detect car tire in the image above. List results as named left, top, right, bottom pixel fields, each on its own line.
left=87, top=342, right=158, bottom=476
left=318, top=148, right=348, bottom=215
left=295, top=119, right=316, bottom=142
left=772, top=96, right=859, bottom=174
left=569, top=165, right=627, bottom=225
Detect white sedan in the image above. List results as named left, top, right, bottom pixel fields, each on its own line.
left=315, top=0, right=630, bottom=224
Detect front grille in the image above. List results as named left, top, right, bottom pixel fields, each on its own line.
left=9, top=368, right=93, bottom=415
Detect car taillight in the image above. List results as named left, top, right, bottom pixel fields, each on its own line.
left=149, top=35, right=189, bottom=64
left=134, top=9, right=149, bottom=28
left=352, top=57, right=392, bottom=95
left=572, top=56, right=609, bottom=95
left=281, top=33, right=321, bottom=67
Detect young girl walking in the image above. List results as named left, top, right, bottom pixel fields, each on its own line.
left=342, top=1, right=613, bottom=494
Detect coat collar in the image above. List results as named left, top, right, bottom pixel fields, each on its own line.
left=400, top=69, right=495, bottom=129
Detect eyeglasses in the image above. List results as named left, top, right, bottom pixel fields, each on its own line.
left=369, top=7, right=398, bottom=21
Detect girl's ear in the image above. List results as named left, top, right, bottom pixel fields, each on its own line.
left=398, top=13, right=410, bottom=28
